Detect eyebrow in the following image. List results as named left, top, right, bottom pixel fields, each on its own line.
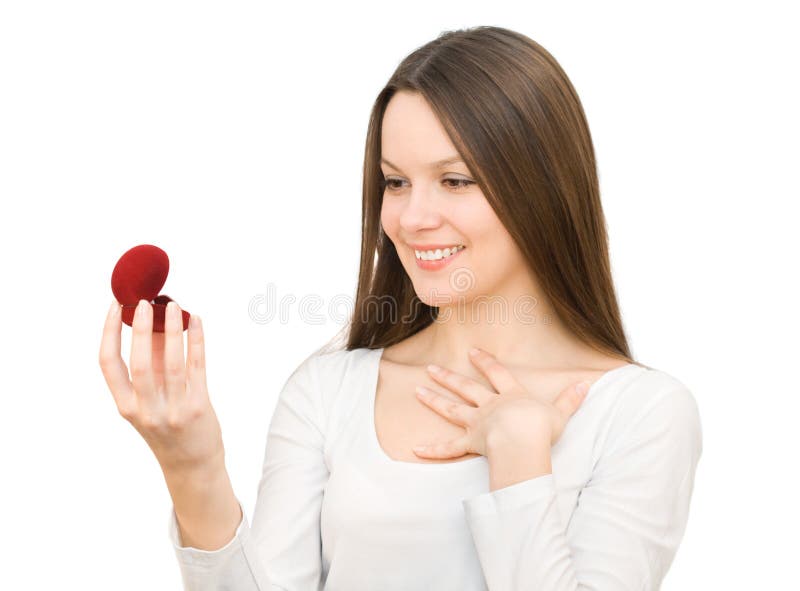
left=380, top=155, right=465, bottom=171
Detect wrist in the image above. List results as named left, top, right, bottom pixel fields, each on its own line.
left=485, top=425, right=552, bottom=492
left=164, top=462, right=241, bottom=551
left=160, top=451, right=227, bottom=487
left=486, top=421, right=550, bottom=457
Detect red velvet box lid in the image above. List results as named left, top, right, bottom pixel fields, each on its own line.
left=111, top=244, right=190, bottom=332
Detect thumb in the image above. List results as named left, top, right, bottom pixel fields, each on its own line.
left=553, top=380, right=591, bottom=418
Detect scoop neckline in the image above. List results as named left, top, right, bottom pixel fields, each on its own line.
left=365, top=346, right=640, bottom=470
left=366, top=346, right=485, bottom=470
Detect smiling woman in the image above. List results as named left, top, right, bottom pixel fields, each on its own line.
left=151, top=25, right=703, bottom=590
left=348, top=27, right=628, bottom=360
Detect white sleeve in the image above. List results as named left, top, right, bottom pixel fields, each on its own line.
left=167, top=353, right=329, bottom=590
left=167, top=497, right=261, bottom=590
left=461, top=379, right=703, bottom=591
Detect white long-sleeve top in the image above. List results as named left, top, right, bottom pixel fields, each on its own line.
left=167, top=346, right=703, bottom=590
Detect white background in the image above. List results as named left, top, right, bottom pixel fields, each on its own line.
left=1, top=1, right=797, bottom=589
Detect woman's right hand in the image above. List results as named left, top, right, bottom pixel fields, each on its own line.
left=99, top=298, right=226, bottom=476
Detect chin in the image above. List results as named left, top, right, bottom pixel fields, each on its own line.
left=411, top=283, right=467, bottom=308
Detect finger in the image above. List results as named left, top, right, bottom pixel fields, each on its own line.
left=468, top=348, right=522, bottom=395
left=186, top=314, right=207, bottom=401
left=553, top=380, right=591, bottom=419
left=415, top=385, right=473, bottom=427
left=426, top=364, right=494, bottom=406
left=98, top=299, right=136, bottom=414
left=163, top=301, right=186, bottom=405
left=413, top=435, right=471, bottom=459
left=151, top=330, right=166, bottom=378
left=130, top=299, right=158, bottom=407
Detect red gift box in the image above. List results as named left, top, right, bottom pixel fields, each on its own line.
left=111, top=244, right=191, bottom=332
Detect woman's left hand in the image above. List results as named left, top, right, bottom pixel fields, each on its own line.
left=412, top=347, right=591, bottom=460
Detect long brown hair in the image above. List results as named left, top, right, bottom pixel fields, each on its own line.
left=335, top=26, right=633, bottom=364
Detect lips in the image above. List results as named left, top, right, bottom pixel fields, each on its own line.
left=413, top=243, right=465, bottom=270
left=110, top=244, right=191, bottom=332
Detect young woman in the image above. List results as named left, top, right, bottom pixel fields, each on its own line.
left=99, top=25, right=703, bottom=590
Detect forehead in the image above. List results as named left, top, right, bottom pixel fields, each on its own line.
left=381, top=91, right=458, bottom=164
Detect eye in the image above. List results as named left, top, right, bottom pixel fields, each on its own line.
left=381, top=177, right=475, bottom=192
left=382, top=177, right=407, bottom=191
left=443, top=178, right=475, bottom=190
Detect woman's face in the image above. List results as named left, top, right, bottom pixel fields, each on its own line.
left=379, top=91, right=528, bottom=308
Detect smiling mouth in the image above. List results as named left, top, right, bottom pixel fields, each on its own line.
left=414, top=245, right=466, bottom=261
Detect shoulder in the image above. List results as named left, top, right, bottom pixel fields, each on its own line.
left=283, top=345, right=376, bottom=383
left=594, top=364, right=703, bottom=459
left=278, top=345, right=378, bottom=421
left=612, top=365, right=701, bottom=426
left=312, top=345, right=378, bottom=378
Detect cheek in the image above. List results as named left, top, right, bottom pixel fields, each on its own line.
left=464, top=206, right=522, bottom=268
left=379, top=200, right=399, bottom=237
left=454, top=198, right=503, bottom=246
left=493, top=227, right=521, bottom=257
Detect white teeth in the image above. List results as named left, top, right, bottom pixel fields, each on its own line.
left=414, top=245, right=464, bottom=261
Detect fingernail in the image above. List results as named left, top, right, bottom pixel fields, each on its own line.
left=427, top=364, right=441, bottom=373
left=190, top=314, right=200, bottom=329
left=413, top=445, right=427, bottom=452
left=469, top=347, right=480, bottom=356
left=576, top=381, right=590, bottom=396
left=108, top=300, right=118, bottom=316
left=167, top=301, right=178, bottom=316
left=136, top=299, right=147, bottom=317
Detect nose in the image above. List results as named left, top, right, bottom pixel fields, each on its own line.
left=398, top=184, right=442, bottom=234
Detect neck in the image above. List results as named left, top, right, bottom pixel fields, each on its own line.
left=414, top=275, right=598, bottom=375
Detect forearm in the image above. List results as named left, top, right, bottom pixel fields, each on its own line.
left=486, top=428, right=552, bottom=492
left=162, top=459, right=242, bottom=551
